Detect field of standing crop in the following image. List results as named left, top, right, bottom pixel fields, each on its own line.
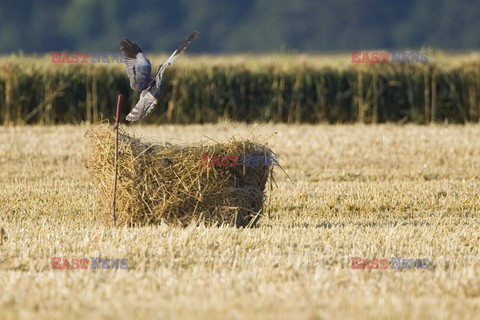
left=2, top=52, right=480, bottom=125
left=0, top=123, right=479, bottom=319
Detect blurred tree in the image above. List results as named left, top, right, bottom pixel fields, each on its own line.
left=0, top=0, right=479, bottom=53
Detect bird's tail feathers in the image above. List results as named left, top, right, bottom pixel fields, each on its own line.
left=125, top=92, right=158, bottom=121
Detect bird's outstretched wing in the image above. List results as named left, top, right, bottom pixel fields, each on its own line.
left=119, top=38, right=153, bottom=91
left=153, top=31, right=199, bottom=87
left=125, top=90, right=158, bottom=121
left=124, top=31, right=199, bottom=122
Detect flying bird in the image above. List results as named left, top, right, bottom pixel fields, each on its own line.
left=119, top=31, right=199, bottom=121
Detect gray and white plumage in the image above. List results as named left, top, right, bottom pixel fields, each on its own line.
left=119, top=31, right=199, bottom=121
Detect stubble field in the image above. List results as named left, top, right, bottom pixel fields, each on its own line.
left=0, top=123, right=479, bottom=319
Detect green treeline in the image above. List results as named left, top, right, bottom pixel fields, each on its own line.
left=1, top=0, right=480, bottom=53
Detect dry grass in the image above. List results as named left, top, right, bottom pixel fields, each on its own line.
left=88, top=124, right=273, bottom=227
left=0, top=123, right=479, bottom=320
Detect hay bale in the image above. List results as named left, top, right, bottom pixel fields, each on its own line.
left=87, top=124, right=275, bottom=227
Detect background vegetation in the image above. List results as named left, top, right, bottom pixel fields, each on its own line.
left=1, top=0, right=480, bottom=125
left=1, top=53, right=480, bottom=124
left=1, top=0, right=480, bottom=53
